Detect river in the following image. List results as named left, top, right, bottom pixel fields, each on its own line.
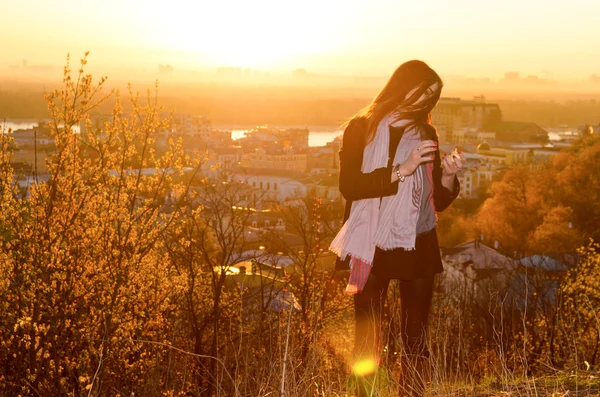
left=2, top=120, right=342, bottom=147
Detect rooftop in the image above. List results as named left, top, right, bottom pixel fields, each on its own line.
left=441, top=240, right=514, bottom=270
left=515, top=255, right=575, bottom=272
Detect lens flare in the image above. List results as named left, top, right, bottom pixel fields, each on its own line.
left=352, top=358, right=376, bottom=376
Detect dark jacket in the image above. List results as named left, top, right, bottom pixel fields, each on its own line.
left=334, top=117, right=460, bottom=276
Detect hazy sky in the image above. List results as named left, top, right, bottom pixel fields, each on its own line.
left=2, top=0, right=599, bottom=79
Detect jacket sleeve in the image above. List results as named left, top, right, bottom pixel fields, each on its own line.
left=432, top=143, right=460, bottom=212
left=338, top=119, right=399, bottom=201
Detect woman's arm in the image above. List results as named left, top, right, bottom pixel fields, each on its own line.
left=432, top=144, right=460, bottom=212
left=338, top=118, right=398, bottom=201
left=441, top=174, right=456, bottom=191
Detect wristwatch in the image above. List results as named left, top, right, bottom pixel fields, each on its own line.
left=393, top=164, right=405, bottom=182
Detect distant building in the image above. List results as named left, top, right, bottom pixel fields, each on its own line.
left=476, top=142, right=561, bottom=166
left=460, top=96, right=502, bottom=130
left=440, top=240, right=516, bottom=306
left=451, top=130, right=497, bottom=146
left=158, top=64, right=174, bottom=75
left=239, top=126, right=309, bottom=151
left=222, top=258, right=301, bottom=313
left=232, top=167, right=309, bottom=202
left=12, top=128, right=54, bottom=147
left=476, top=142, right=529, bottom=165
left=432, top=97, right=462, bottom=143
left=437, top=144, right=499, bottom=199
left=205, top=147, right=242, bottom=172
left=442, top=239, right=514, bottom=275
left=329, top=138, right=341, bottom=170
left=307, top=141, right=340, bottom=174
left=171, top=114, right=211, bottom=138
left=451, top=129, right=472, bottom=145
left=243, top=126, right=279, bottom=143
left=484, top=121, right=548, bottom=143
left=504, top=72, right=520, bottom=82
left=457, top=169, right=475, bottom=199
left=209, top=129, right=233, bottom=143
left=241, top=147, right=307, bottom=172
left=246, top=213, right=286, bottom=232
left=477, top=132, right=496, bottom=142
left=280, top=128, right=309, bottom=150
left=432, top=96, right=501, bottom=143
left=507, top=255, right=575, bottom=311
left=546, top=127, right=581, bottom=143
left=292, top=68, right=308, bottom=78
left=310, top=182, right=340, bottom=201
left=456, top=165, right=495, bottom=199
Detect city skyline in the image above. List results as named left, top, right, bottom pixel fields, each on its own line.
left=1, top=0, right=600, bottom=80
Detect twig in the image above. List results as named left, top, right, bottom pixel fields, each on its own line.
left=87, top=350, right=104, bottom=397
left=23, top=379, right=42, bottom=397
left=281, top=300, right=293, bottom=397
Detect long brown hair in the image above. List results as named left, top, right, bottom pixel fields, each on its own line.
left=349, top=60, right=443, bottom=144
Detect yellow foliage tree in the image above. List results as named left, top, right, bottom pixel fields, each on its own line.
left=0, top=54, right=202, bottom=396
left=557, top=241, right=600, bottom=367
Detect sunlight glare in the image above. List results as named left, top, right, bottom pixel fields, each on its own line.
left=142, top=0, right=348, bottom=68
left=352, top=358, right=376, bottom=377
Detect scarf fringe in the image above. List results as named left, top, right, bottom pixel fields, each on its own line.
left=329, top=245, right=375, bottom=266
left=376, top=245, right=417, bottom=252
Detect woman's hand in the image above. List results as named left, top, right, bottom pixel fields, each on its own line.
left=397, top=140, right=438, bottom=177
left=441, top=149, right=466, bottom=176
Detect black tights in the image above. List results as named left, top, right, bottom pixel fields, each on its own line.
left=353, top=273, right=435, bottom=397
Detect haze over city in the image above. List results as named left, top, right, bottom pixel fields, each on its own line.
left=2, top=0, right=600, bottom=83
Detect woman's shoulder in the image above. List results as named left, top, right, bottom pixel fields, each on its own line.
left=344, top=116, right=368, bottom=132
left=341, top=116, right=368, bottom=148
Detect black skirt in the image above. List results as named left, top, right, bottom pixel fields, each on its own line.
left=370, top=228, right=443, bottom=280
left=334, top=228, right=444, bottom=280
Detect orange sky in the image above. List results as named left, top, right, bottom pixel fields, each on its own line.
left=2, top=0, right=600, bottom=79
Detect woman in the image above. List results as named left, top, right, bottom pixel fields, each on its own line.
left=329, top=60, right=465, bottom=396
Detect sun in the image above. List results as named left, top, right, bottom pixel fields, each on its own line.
left=141, top=1, right=342, bottom=70
left=184, top=36, right=291, bottom=70
left=156, top=22, right=313, bottom=69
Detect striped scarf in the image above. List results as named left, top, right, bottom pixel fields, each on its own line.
left=329, top=114, right=435, bottom=294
